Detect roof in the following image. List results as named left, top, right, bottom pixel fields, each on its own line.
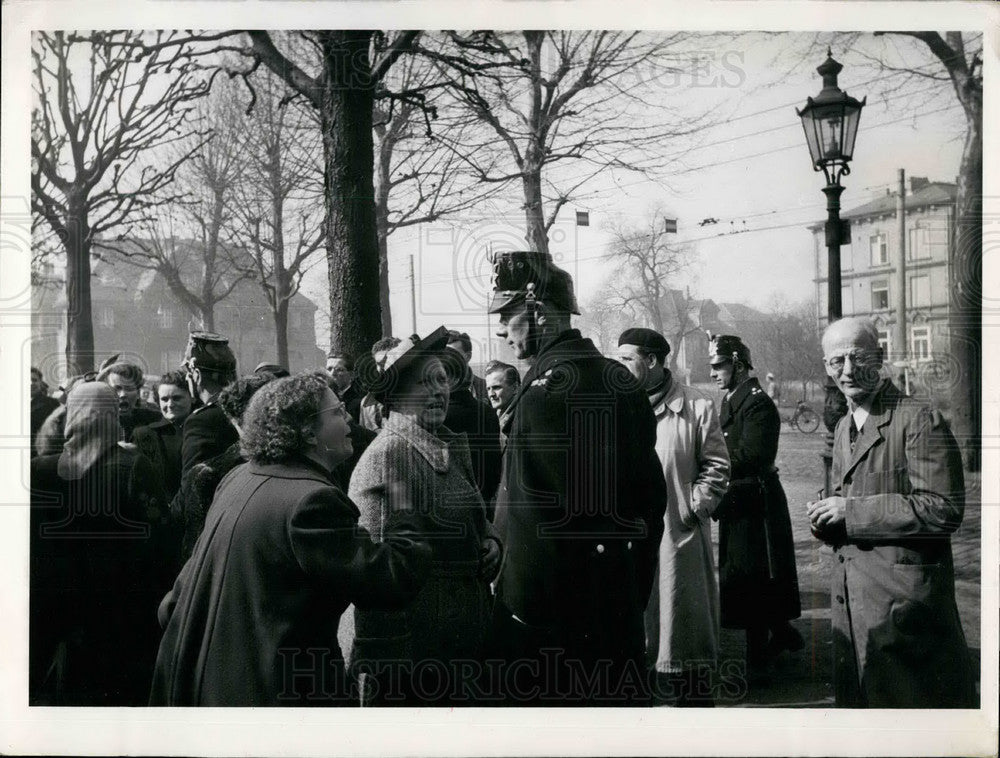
left=808, top=181, right=956, bottom=229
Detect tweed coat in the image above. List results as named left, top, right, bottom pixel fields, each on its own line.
left=716, top=377, right=801, bottom=628
left=149, top=458, right=431, bottom=706
left=346, top=414, right=496, bottom=694
left=492, top=329, right=667, bottom=665
left=825, top=381, right=975, bottom=707
left=644, top=378, right=730, bottom=674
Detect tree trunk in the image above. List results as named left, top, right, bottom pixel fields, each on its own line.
left=374, top=140, right=393, bottom=336
left=950, top=105, right=982, bottom=470
left=320, top=31, right=382, bottom=357
left=64, top=198, right=95, bottom=375
left=522, top=164, right=548, bottom=255
left=275, top=298, right=290, bottom=369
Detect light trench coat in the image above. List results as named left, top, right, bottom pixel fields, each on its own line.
left=644, top=378, right=731, bottom=674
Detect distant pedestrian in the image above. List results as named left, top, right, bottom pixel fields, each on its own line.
left=618, top=328, right=730, bottom=706
left=808, top=316, right=975, bottom=707
left=708, top=333, right=802, bottom=683
left=765, top=372, right=781, bottom=403
left=359, top=337, right=401, bottom=431
left=483, top=360, right=520, bottom=417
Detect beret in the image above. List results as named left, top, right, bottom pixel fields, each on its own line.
left=618, top=327, right=671, bottom=355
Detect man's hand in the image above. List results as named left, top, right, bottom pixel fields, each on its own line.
left=807, top=497, right=848, bottom=544
left=478, top=537, right=502, bottom=581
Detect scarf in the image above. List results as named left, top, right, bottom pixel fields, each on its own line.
left=57, top=382, right=121, bottom=481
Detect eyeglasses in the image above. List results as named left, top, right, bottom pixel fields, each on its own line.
left=321, top=402, right=350, bottom=419
left=824, top=350, right=881, bottom=372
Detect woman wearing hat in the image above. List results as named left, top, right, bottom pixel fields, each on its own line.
left=347, top=327, right=502, bottom=705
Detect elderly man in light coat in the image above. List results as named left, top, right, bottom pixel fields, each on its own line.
left=618, top=328, right=730, bottom=706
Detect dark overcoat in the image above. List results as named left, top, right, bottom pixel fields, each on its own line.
left=444, top=387, right=502, bottom=507
left=825, top=381, right=975, bottom=707
left=30, top=446, right=168, bottom=705
left=493, top=330, right=667, bottom=665
left=716, top=377, right=801, bottom=628
left=133, top=419, right=184, bottom=499
left=179, top=402, right=238, bottom=475
left=149, top=458, right=431, bottom=706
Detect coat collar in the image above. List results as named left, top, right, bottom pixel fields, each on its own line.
left=248, top=456, right=334, bottom=483
left=840, top=381, right=902, bottom=479
left=720, top=377, right=760, bottom=425
left=381, top=413, right=454, bottom=474
left=649, top=376, right=685, bottom=417
left=501, top=329, right=598, bottom=432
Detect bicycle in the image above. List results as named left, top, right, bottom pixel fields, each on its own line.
left=789, top=400, right=820, bottom=434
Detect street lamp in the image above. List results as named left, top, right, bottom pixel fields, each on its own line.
left=797, top=49, right=865, bottom=496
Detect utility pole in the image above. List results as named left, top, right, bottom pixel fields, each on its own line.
left=893, top=169, right=908, bottom=390
left=409, top=254, right=417, bottom=334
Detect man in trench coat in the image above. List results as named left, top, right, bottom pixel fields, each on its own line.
left=808, top=317, right=976, bottom=707
left=618, top=328, right=730, bottom=706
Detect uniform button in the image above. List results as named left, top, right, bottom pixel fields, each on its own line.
left=836, top=595, right=844, bottom=604
left=724, top=432, right=729, bottom=437
left=596, top=544, right=605, bottom=554
left=626, top=541, right=632, bottom=550
left=838, top=555, right=845, bottom=563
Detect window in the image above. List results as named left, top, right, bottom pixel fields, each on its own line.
left=101, top=306, right=115, bottom=328
left=871, top=280, right=889, bottom=310
left=158, top=307, right=174, bottom=329
left=870, top=232, right=888, bottom=266
left=910, top=326, right=931, bottom=360
left=840, top=284, right=853, bottom=314
left=909, top=275, right=930, bottom=307
left=877, top=328, right=891, bottom=357
left=908, top=226, right=931, bottom=261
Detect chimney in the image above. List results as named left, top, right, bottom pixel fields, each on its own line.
left=909, top=176, right=929, bottom=193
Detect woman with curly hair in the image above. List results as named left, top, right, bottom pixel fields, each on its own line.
left=347, top=328, right=502, bottom=706
left=150, top=373, right=432, bottom=706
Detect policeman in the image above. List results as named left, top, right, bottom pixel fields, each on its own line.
left=708, top=333, right=802, bottom=682
left=179, top=332, right=238, bottom=475
left=487, top=250, right=667, bottom=704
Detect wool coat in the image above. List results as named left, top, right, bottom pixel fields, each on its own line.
left=644, top=378, right=730, bottom=674
left=825, top=381, right=976, bottom=707
left=30, top=446, right=168, bottom=705
left=492, top=330, right=667, bottom=667
left=716, top=377, right=801, bottom=629
left=346, top=414, right=497, bottom=703
left=133, top=419, right=184, bottom=499
left=179, top=401, right=238, bottom=475
left=149, top=458, right=431, bottom=706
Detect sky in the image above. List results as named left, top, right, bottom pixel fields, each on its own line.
left=298, top=31, right=967, bottom=364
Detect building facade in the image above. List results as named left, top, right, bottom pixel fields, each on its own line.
left=31, top=244, right=325, bottom=387
left=812, top=178, right=955, bottom=395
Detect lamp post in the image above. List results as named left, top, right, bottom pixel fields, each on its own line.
left=797, top=49, right=866, bottom=496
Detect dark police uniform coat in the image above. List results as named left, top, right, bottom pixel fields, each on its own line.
left=826, top=381, right=975, bottom=707
left=179, top=401, right=238, bottom=476
left=493, top=329, right=667, bottom=668
left=716, top=377, right=800, bottom=629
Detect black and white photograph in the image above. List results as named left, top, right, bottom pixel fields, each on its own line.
left=2, top=1, right=997, bottom=755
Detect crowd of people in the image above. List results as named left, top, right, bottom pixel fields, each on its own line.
left=28, top=250, right=976, bottom=709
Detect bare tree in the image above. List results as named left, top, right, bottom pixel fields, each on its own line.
left=231, top=70, right=325, bottom=367
left=31, top=31, right=212, bottom=373
left=373, top=53, right=512, bottom=335
left=603, top=209, right=698, bottom=370
left=97, top=77, right=250, bottom=332
left=426, top=31, right=713, bottom=255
